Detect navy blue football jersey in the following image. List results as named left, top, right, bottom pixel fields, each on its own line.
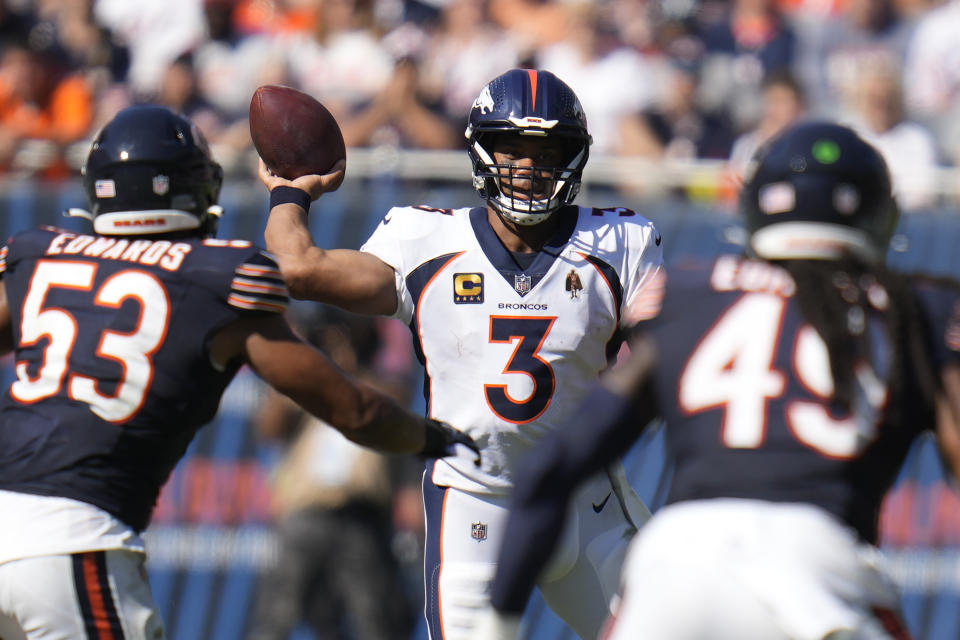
left=0, top=227, right=288, bottom=531
left=912, top=275, right=960, bottom=372
left=640, top=254, right=948, bottom=542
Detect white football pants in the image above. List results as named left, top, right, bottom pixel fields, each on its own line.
left=423, top=461, right=650, bottom=640
left=605, top=499, right=910, bottom=640
left=0, top=550, right=164, bottom=640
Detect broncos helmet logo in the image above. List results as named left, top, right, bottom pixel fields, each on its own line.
left=472, top=85, right=495, bottom=115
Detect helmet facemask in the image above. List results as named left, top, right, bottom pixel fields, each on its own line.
left=469, top=131, right=588, bottom=226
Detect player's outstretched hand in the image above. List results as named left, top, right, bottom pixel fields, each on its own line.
left=421, top=419, right=481, bottom=465
left=258, top=157, right=345, bottom=201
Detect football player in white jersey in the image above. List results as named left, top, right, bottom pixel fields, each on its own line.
left=260, top=68, right=664, bottom=640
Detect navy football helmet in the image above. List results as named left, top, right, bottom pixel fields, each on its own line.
left=81, top=105, right=224, bottom=237
left=465, top=69, right=592, bottom=225
left=740, top=121, right=899, bottom=263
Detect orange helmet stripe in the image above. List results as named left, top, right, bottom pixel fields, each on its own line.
left=526, top=69, right=538, bottom=110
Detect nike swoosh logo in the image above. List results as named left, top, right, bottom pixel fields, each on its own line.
left=592, top=492, right=612, bottom=513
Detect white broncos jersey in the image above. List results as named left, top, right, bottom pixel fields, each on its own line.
left=362, top=205, right=663, bottom=494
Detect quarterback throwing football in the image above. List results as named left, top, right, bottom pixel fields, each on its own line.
left=260, top=69, right=664, bottom=639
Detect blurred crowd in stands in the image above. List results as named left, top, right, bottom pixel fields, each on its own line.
left=1, top=0, right=960, bottom=207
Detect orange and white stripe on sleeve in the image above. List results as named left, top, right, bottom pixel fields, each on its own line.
left=227, top=252, right=289, bottom=314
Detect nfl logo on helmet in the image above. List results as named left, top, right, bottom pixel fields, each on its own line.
left=152, top=175, right=170, bottom=196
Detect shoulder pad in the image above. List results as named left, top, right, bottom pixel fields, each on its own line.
left=2, top=227, right=70, bottom=269
left=382, top=205, right=461, bottom=224
left=227, top=251, right=289, bottom=315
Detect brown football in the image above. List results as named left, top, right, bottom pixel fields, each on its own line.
left=249, top=85, right=346, bottom=180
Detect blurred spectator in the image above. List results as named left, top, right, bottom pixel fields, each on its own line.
left=535, top=1, right=662, bottom=155
left=605, top=0, right=660, bottom=53
left=247, top=306, right=418, bottom=640
left=617, top=55, right=735, bottom=161
left=233, top=0, right=320, bottom=36
left=842, top=54, right=941, bottom=210
left=279, top=0, right=459, bottom=149
left=93, top=0, right=206, bottom=99
left=728, top=68, right=807, bottom=179
left=0, top=34, right=94, bottom=176
left=903, top=0, right=960, bottom=168
left=793, top=0, right=917, bottom=118
left=156, top=52, right=252, bottom=172
left=1, top=0, right=129, bottom=168
left=336, top=57, right=460, bottom=149
left=697, top=0, right=797, bottom=130
left=158, top=53, right=221, bottom=129
left=19, top=0, right=131, bottom=140
left=417, top=0, right=523, bottom=128
left=34, top=0, right=128, bottom=82
left=0, top=0, right=35, bottom=48
left=284, top=0, right=395, bottom=129
left=193, top=0, right=290, bottom=121
left=778, top=0, right=846, bottom=18
left=0, top=0, right=953, bottom=191
left=488, top=0, right=575, bottom=51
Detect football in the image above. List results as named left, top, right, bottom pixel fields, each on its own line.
left=249, top=85, right=346, bottom=180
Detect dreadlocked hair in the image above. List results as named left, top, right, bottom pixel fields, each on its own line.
left=778, top=257, right=938, bottom=429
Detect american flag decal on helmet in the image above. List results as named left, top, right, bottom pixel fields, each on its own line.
left=228, top=252, right=289, bottom=314
left=94, top=179, right=116, bottom=198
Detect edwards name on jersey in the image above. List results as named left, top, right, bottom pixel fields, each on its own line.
left=361, top=205, right=662, bottom=494
left=0, top=227, right=288, bottom=532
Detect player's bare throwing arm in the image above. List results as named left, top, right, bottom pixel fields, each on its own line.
left=0, top=106, right=475, bottom=640
left=260, top=68, right=664, bottom=639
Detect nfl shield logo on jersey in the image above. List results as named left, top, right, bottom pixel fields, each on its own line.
left=514, top=274, right=531, bottom=295
left=471, top=521, right=487, bottom=541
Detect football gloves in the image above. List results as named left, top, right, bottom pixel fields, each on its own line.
left=421, top=419, right=481, bottom=465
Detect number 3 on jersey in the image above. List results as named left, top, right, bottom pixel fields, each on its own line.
left=12, top=260, right=169, bottom=422
left=485, top=316, right=556, bottom=423
left=678, top=292, right=885, bottom=459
